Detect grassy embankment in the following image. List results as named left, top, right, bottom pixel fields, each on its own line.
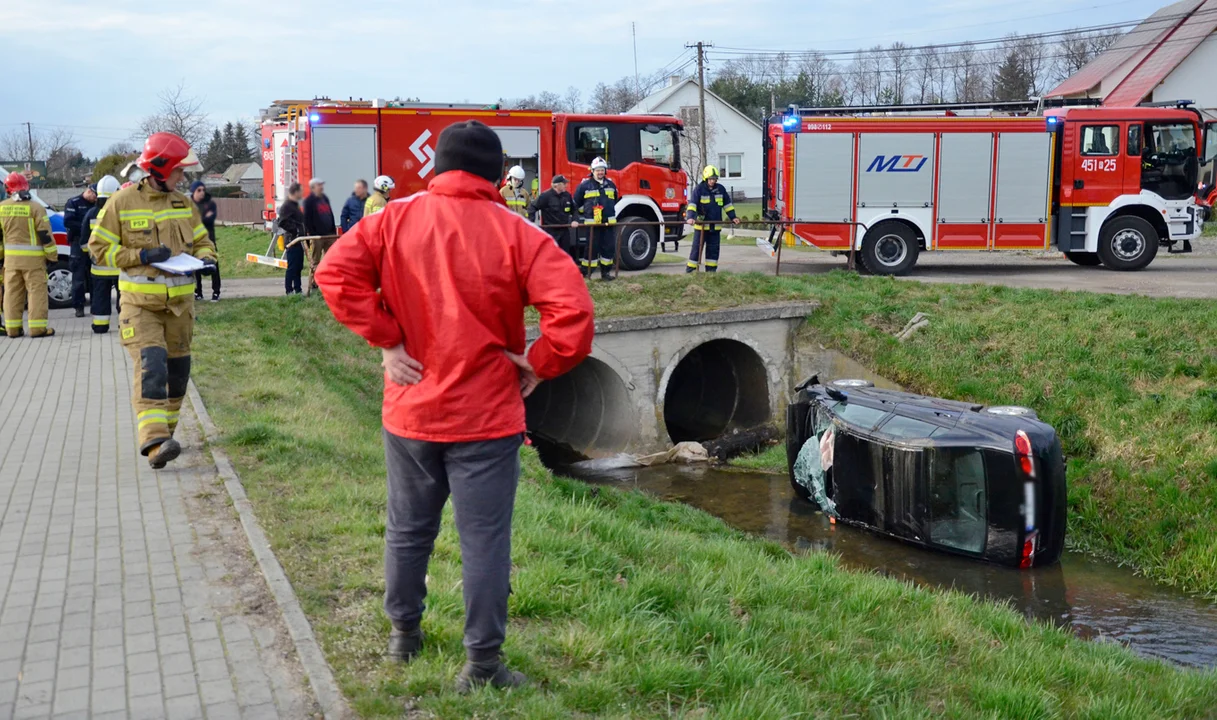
left=192, top=273, right=1217, bottom=717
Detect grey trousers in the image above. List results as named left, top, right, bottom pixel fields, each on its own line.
left=382, top=429, right=522, bottom=662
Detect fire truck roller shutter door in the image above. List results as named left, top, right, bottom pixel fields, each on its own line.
left=857, top=133, right=935, bottom=209
left=310, top=126, right=378, bottom=208
left=793, top=133, right=854, bottom=222
left=993, top=132, right=1052, bottom=249
left=936, top=133, right=994, bottom=249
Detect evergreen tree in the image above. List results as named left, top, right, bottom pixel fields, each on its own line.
left=993, top=52, right=1032, bottom=102
left=231, top=123, right=253, bottom=163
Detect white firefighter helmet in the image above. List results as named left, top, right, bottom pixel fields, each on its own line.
left=95, top=175, right=121, bottom=198
left=373, top=175, right=395, bottom=193
left=590, top=157, right=608, bottom=171
left=507, top=165, right=526, bottom=182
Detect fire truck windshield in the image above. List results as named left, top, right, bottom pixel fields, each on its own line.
left=1140, top=122, right=1198, bottom=200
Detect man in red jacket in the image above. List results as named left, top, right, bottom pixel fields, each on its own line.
left=314, top=120, right=594, bottom=692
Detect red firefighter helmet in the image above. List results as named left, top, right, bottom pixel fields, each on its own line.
left=137, top=132, right=201, bottom=181
left=4, top=171, right=29, bottom=193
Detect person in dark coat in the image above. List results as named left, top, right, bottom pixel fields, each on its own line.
left=278, top=183, right=307, bottom=295
left=527, top=175, right=579, bottom=264
left=63, top=184, right=97, bottom=316
left=340, top=179, right=368, bottom=232
left=302, top=178, right=338, bottom=291
left=190, top=181, right=221, bottom=301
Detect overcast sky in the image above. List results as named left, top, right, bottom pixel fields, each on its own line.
left=0, top=0, right=1171, bottom=157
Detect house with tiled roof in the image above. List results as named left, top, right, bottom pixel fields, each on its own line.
left=1048, top=0, right=1217, bottom=108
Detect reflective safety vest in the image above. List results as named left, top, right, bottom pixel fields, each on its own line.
left=500, top=184, right=531, bottom=217
left=0, top=198, right=56, bottom=270
left=365, top=191, right=389, bottom=216
left=87, top=179, right=214, bottom=314
left=686, top=181, right=737, bottom=231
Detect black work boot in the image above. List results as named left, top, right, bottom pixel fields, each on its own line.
left=148, top=439, right=182, bottom=470
left=75, top=308, right=85, bottom=318
left=387, top=623, right=424, bottom=663
left=600, top=266, right=615, bottom=282
left=455, top=657, right=528, bottom=694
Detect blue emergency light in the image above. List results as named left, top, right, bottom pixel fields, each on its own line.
left=782, top=112, right=801, bottom=133
left=309, top=113, right=321, bottom=123
left=1045, top=116, right=1059, bottom=130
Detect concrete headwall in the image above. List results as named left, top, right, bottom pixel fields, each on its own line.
left=526, top=303, right=818, bottom=457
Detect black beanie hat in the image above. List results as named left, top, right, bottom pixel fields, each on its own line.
left=434, top=120, right=503, bottom=184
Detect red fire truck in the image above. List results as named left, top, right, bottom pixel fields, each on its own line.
left=260, top=99, right=688, bottom=269
left=763, top=101, right=1210, bottom=274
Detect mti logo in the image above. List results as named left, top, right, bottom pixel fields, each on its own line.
left=866, top=155, right=927, bottom=173
left=410, top=130, right=436, bottom=177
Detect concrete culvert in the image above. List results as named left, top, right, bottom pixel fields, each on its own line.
left=663, top=339, right=770, bottom=443
left=525, top=357, right=634, bottom=457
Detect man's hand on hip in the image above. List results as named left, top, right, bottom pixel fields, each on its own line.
left=506, top=351, right=540, bottom=399
left=382, top=344, right=423, bottom=386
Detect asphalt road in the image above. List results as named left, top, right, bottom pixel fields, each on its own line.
left=220, top=239, right=1217, bottom=301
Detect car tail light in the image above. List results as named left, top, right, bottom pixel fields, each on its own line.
left=1015, top=430, right=1036, bottom=478
left=1020, top=531, right=1038, bottom=569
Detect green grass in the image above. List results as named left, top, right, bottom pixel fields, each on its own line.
left=728, top=444, right=787, bottom=472
left=214, top=226, right=309, bottom=279
left=192, top=286, right=1217, bottom=718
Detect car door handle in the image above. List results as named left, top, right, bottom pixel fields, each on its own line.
left=1074, top=179, right=1085, bottom=189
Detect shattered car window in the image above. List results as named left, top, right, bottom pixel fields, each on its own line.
left=929, top=448, right=987, bottom=554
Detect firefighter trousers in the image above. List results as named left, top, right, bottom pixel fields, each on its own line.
left=578, top=226, right=616, bottom=272
left=687, top=229, right=721, bottom=272
left=3, top=265, right=51, bottom=337
left=70, top=249, right=90, bottom=309
left=117, top=304, right=194, bottom=454
left=90, top=273, right=120, bottom=334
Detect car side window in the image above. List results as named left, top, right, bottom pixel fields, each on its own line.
left=833, top=401, right=888, bottom=430
left=878, top=414, right=939, bottom=439
left=928, top=448, right=987, bottom=554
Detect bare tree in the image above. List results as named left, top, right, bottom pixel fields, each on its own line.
left=563, top=86, right=583, bottom=113
left=1054, top=28, right=1123, bottom=82
left=104, top=141, right=137, bottom=156
left=887, top=42, right=912, bottom=104
left=137, top=83, right=211, bottom=148
left=679, top=110, right=716, bottom=180
left=914, top=46, right=941, bottom=103
left=0, top=126, right=77, bottom=163
left=951, top=42, right=987, bottom=102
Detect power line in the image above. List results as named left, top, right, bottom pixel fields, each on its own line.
left=707, top=4, right=1217, bottom=60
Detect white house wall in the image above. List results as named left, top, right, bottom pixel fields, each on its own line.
left=1152, top=32, right=1217, bottom=108
left=629, top=82, right=763, bottom=199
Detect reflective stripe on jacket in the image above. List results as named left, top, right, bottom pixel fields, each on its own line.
left=573, top=176, right=619, bottom=225
left=685, top=181, right=737, bottom=230
left=500, top=185, right=531, bottom=217
left=87, top=179, right=213, bottom=313
left=364, top=191, right=389, bottom=216
left=0, top=199, right=56, bottom=270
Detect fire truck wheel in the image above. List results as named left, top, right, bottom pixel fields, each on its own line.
left=1097, top=216, right=1159, bottom=271
left=617, top=218, right=658, bottom=271
left=860, top=222, right=919, bottom=276
left=1063, top=251, right=1102, bottom=267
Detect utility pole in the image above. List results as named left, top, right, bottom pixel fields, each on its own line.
left=26, top=122, right=34, bottom=162
left=685, top=41, right=713, bottom=171
left=632, top=22, right=640, bottom=95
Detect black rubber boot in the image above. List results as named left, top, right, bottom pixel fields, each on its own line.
left=148, top=438, right=182, bottom=470
left=75, top=308, right=85, bottom=318
left=387, top=624, right=423, bottom=663
left=455, top=658, right=528, bottom=694
left=600, top=267, right=615, bottom=282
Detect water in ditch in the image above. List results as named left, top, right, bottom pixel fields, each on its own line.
left=566, top=462, right=1217, bottom=669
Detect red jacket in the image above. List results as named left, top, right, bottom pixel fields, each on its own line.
left=315, top=171, right=595, bottom=442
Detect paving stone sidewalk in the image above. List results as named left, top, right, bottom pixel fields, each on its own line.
left=0, top=310, right=318, bottom=719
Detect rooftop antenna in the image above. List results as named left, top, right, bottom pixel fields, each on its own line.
left=632, top=22, right=640, bottom=94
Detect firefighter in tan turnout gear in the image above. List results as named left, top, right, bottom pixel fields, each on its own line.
left=1, top=172, right=59, bottom=338
left=88, top=132, right=217, bottom=469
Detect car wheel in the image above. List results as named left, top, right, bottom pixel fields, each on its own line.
left=830, top=378, right=874, bottom=389
left=616, top=216, right=658, bottom=271
left=860, top=222, right=919, bottom=276
left=46, top=260, right=73, bottom=310
left=982, top=405, right=1038, bottom=418
left=1097, top=216, right=1159, bottom=271
left=1063, top=251, right=1102, bottom=267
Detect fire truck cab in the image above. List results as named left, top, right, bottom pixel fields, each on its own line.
left=260, top=99, right=688, bottom=270
left=764, top=102, right=1209, bottom=275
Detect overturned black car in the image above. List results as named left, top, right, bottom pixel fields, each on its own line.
left=786, top=377, right=1066, bottom=569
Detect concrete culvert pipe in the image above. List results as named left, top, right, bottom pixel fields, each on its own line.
left=525, top=357, right=634, bottom=457
left=663, top=339, right=770, bottom=443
